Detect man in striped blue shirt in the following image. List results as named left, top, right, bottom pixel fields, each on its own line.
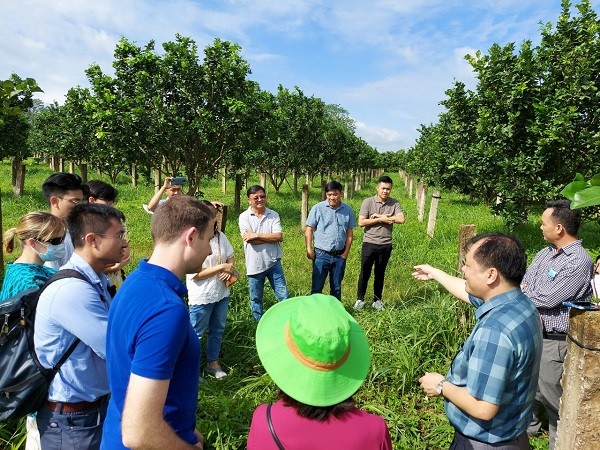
left=414, top=233, right=542, bottom=449
left=521, top=199, right=593, bottom=449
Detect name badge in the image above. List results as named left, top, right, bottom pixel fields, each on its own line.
left=547, top=268, right=557, bottom=279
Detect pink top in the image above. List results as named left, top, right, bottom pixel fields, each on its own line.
left=247, top=400, right=393, bottom=450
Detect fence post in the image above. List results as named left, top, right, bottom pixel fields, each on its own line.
left=221, top=166, right=227, bottom=194
left=556, top=309, right=600, bottom=449
left=457, top=225, right=477, bottom=272
left=417, top=181, right=427, bottom=223
left=301, top=184, right=309, bottom=230
left=408, top=178, right=414, bottom=198
left=131, top=164, right=137, bottom=187
left=427, top=192, right=441, bottom=238
left=259, top=173, right=266, bottom=190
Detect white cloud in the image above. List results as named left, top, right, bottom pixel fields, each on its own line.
left=355, top=121, right=406, bottom=152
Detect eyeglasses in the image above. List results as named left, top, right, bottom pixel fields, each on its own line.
left=59, top=196, right=84, bottom=205
left=97, top=230, right=128, bottom=242
left=250, top=194, right=266, bottom=200
left=93, top=197, right=116, bottom=206
left=40, top=235, right=66, bottom=246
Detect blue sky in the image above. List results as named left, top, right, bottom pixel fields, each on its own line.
left=1, top=0, right=598, bottom=152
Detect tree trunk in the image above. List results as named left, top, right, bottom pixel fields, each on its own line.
left=80, top=163, right=88, bottom=183
left=12, top=163, right=26, bottom=197
left=234, top=173, right=242, bottom=211
left=131, top=164, right=137, bottom=187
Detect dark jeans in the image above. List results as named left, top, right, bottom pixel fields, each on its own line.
left=356, top=242, right=393, bottom=302
left=37, top=398, right=108, bottom=450
left=449, top=430, right=530, bottom=450
left=311, top=249, right=347, bottom=300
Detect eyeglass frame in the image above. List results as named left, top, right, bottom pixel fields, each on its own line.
left=58, top=196, right=85, bottom=205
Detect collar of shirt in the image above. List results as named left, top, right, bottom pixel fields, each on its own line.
left=475, top=288, right=523, bottom=321
left=64, top=252, right=109, bottom=296
left=138, top=258, right=187, bottom=298
left=551, top=239, right=583, bottom=257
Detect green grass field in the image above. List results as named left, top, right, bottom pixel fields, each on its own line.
left=3, top=160, right=598, bottom=449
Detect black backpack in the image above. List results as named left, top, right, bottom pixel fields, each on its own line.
left=0, top=269, right=88, bottom=421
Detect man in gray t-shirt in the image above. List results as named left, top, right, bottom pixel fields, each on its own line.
left=354, top=176, right=404, bottom=311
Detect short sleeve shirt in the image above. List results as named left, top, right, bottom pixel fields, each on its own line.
left=186, top=231, right=235, bottom=305
left=522, top=240, right=593, bottom=333
left=238, top=207, right=283, bottom=276
left=359, top=196, right=403, bottom=245
left=102, top=260, right=201, bottom=449
left=306, top=201, right=357, bottom=252
left=444, top=289, right=542, bottom=443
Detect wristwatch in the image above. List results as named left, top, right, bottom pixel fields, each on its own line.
left=436, top=378, right=447, bottom=395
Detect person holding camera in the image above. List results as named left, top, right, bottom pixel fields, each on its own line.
left=146, top=176, right=185, bottom=213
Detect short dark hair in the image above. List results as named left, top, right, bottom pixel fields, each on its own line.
left=465, top=233, right=526, bottom=285
left=325, top=180, right=343, bottom=193
left=246, top=185, right=265, bottom=197
left=85, top=180, right=118, bottom=203
left=42, top=173, right=87, bottom=203
left=68, top=203, right=124, bottom=249
left=278, top=390, right=355, bottom=422
left=546, top=199, right=581, bottom=236
left=151, top=195, right=214, bottom=244
left=377, top=175, right=393, bottom=185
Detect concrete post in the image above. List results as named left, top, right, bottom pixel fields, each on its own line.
left=556, top=310, right=600, bottom=449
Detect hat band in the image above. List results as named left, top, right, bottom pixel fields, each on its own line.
left=284, top=323, right=351, bottom=372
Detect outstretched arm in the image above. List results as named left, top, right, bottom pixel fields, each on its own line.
left=412, top=264, right=469, bottom=304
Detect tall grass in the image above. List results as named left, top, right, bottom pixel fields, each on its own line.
left=3, top=160, right=595, bottom=449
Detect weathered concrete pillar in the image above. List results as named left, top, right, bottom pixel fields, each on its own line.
left=556, top=309, right=600, bottom=449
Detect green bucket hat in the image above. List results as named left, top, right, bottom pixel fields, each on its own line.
left=256, top=293, right=371, bottom=407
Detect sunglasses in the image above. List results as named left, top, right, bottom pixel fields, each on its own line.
left=43, top=235, right=66, bottom=246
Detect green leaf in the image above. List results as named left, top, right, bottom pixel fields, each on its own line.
left=560, top=180, right=588, bottom=201
left=572, top=186, right=600, bottom=209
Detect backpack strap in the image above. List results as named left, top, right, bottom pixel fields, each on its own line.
left=36, top=269, right=95, bottom=380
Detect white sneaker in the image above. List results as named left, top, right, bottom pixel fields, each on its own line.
left=205, top=365, right=227, bottom=379
left=372, top=300, right=384, bottom=311
left=354, top=300, right=365, bottom=310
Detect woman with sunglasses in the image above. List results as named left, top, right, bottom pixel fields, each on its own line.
left=0, top=211, right=66, bottom=302
left=0, top=211, right=67, bottom=450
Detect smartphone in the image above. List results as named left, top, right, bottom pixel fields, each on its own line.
left=171, top=177, right=187, bottom=185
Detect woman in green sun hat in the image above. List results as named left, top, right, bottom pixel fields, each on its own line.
left=247, top=293, right=392, bottom=450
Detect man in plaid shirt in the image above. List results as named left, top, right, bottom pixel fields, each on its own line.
left=522, top=199, right=593, bottom=450
left=414, top=233, right=542, bottom=449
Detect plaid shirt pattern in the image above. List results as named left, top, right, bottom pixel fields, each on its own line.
left=445, top=289, right=543, bottom=444
left=522, top=240, right=593, bottom=333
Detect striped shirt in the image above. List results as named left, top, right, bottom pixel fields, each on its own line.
left=522, top=240, right=593, bottom=333
left=445, top=289, right=543, bottom=443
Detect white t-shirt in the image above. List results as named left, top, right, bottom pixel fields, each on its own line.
left=186, top=231, right=234, bottom=305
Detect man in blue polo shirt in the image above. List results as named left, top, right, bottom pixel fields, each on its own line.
left=102, top=196, right=214, bottom=449
left=413, top=233, right=542, bottom=449
left=305, top=180, right=357, bottom=301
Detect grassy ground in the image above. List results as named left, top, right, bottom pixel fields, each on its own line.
left=3, top=159, right=597, bottom=449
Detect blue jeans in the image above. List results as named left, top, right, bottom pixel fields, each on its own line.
left=189, top=297, right=230, bottom=363
left=248, top=259, right=289, bottom=320
left=311, top=249, right=347, bottom=300
left=37, top=397, right=107, bottom=450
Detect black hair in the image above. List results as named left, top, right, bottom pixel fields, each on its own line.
left=85, top=180, right=118, bottom=203
left=247, top=185, right=265, bottom=197
left=325, top=180, right=343, bottom=193
left=377, top=175, right=393, bottom=185
left=42, top=172, right=87, bottom=203
left=465, top=233, right=526, bottom=285
left=277, top=390, right=355, bottom=422
left=546, top=199, right=581, bottom=236
left=68, top=203, right=125, bottom=249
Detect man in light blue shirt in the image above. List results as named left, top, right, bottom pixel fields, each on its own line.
left=305, top=180, right=357, bottom=301
left=34, top=203, right=128, bottom=450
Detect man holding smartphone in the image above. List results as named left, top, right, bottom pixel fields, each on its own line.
left=146, top=176, right=186, bottom=213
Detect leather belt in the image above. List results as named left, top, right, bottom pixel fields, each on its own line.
left=545, top=332, right=566, bottom=342
left=45, top=395, right=106, bottom=413
left=316, top=248, right=345, bottom=256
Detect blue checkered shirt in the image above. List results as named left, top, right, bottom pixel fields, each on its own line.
left=445, top=288, right=542, bottom=443
left=522, top=240, right=593, bottom=333
left=306, top=201, right=357, bottom=252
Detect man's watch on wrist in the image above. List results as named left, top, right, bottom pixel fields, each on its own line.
left=436, top=378, right=447, bottom=396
